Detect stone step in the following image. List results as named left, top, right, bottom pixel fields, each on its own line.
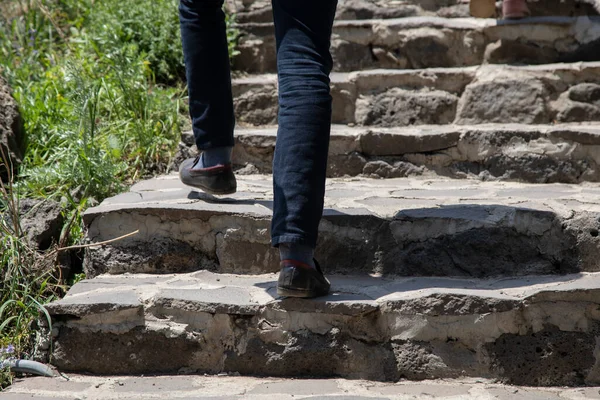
left=46, top=270, right=600, bottom=385
left=234, top=16, right=600, bottom=73
left=226, top=0, right=597, bottom=24
left=10, top=375, right=600, bottom=400
left=82, top=174, right=600, bottom=278
left=232, top=62, right=600, bottom=126
left=226, top=123, right=600, bottom=182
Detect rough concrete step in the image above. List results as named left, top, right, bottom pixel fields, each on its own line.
left=235, top=16, right=600, bottom=73
left=233, top=62, right=600, bottom=126
left=227, top=0, right=597, bottom=24
left=82, top=174, right=600, bottom=278
left=221, top=123, right=600, bottom=182
left=9, top=375, right=600, bottom=400
left=46, top=271, right=600, bottom=385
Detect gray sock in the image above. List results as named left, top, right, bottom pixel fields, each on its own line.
left=192, top=146, right=233, bottom=170
left=279, top=243, right=316, bottom=269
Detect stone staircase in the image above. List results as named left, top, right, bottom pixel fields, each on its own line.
left=45, top=0, right=600, bottom=387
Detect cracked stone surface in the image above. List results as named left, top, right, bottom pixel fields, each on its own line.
left=9, top=375, right=600, bottom=400
left=44, top=271, right=600, bottom=384
left=82, top=174, right=600, bottom=278
left=234, top=17, right=600, bottom=73
left=230, top=123, right=600, bottom=183
left=225, top=0, right=598, bottom=23
left=232, top=62, right=600, bottom=126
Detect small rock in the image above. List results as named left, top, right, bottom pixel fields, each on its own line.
left=569, top=83, right=600, bottom=103
left=355, top=88, right=458, bottom=127
left=0, top=77, right=24, bottom=182
left=235, top=163, right=260, bottom=175
left=6, top=198, right=65, bottom=250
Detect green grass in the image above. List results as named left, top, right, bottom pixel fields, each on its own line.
left=0, top=0, right=239, bottom=389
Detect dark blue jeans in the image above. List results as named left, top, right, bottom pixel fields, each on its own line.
left=179, top=0, right=338, bottom=248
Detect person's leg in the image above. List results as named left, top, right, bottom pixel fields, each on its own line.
left=179, top=0, right=234, bottom=152
left=178, top=0, right=236, bottom=194
left=271, top=0, right=337, bottom=297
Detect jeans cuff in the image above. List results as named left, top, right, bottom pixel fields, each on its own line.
left=271, top=234, right=316, bottom=248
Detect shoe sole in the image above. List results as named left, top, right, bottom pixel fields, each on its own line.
left=277, top=286, right=329, bottom=298
left=187, top=184, right=237, bottom=196
left=180, top=176, right=237, bottom=195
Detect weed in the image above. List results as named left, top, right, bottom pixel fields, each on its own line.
left=0, top=149, right=61, bottom=390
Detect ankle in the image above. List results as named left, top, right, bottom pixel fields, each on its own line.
left=279, top=243, right=316, bottom=269
left=193, top=146, right=233, bottom=170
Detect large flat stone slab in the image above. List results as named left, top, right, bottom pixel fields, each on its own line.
left=234, top=16, right=600, bottom=73
left=9, top=375, right=598, bottom=399
left=229, top=123, right=600, bottom=183
left=45, top=271, right=600, bottom=385
left=83, top=174, right=600, bottom=277
left=232, top=62, right=600, bottom=126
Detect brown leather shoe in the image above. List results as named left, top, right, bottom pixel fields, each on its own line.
left=470, top=0, right=496, bottom=18
left=277, top=259, right=330, bottom=298
left=179, top=156, right=237, bottom=195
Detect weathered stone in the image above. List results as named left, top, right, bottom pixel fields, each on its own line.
left=232, top=63, right=600, bottom=126
left=112, top=377, right=199, bottom=392
left=46, top=271, right=600, bottom=384
left=229, top=124, right=600, bottom=183
left=233, top=129, right=276, bottom=173
left=455, top=78, right=550, bottom=124
left=362, top=160, right=424, bottom=178
left=331, top=74, right=357, bottom=124
left=484, top=39, right=560, bottom=65
left=82, top=174, right=600, bottom=277
left=386, top=205, right=576, bottom=277
left=393, top=341, right=453, bottom=380
left=359, top=127, right=460, bottom=155
left=487, top=326, right=599, bottom=386
left=83, top=237, right=216, bottom=278
left=226, top=0, right=598, bottom=24
left=234, top=87, right=278, bottom=126
left=10, top=374, right=591, bottom=399
left=331, top=37, right=377, bottom=72
left=227, top=0, right=471, bottom=24
left=52, top=327, right=208, bottom=374
left=561, top=102, right=600, bottom=122
left=401, top=28, right=485, bottom=69
left=249, top=380, right=341, bottom=395
left=568, top=83, right=600, bottom=104
left=355, top=89, right=458, bottom=127
left=233, top=25, right=276, bottom=74
left=12, top=199, right=64, bottom=250
left=0, top=77, right=23, bottom=182
left=449, top=127, right=600, bottom=183
left=224, top=330, right=399, bottom=381
left=528, top=0, right=600, bottom=17
left=328, top=152, right=367, bottom=177
left=216, top=228, right=279, bottom=274
left=234, top=17, right=600, bottom=73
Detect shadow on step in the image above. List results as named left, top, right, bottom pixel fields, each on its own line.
left=252, top=271, right=590, bottom=307
left=85, top=194, right=600, bottom=280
